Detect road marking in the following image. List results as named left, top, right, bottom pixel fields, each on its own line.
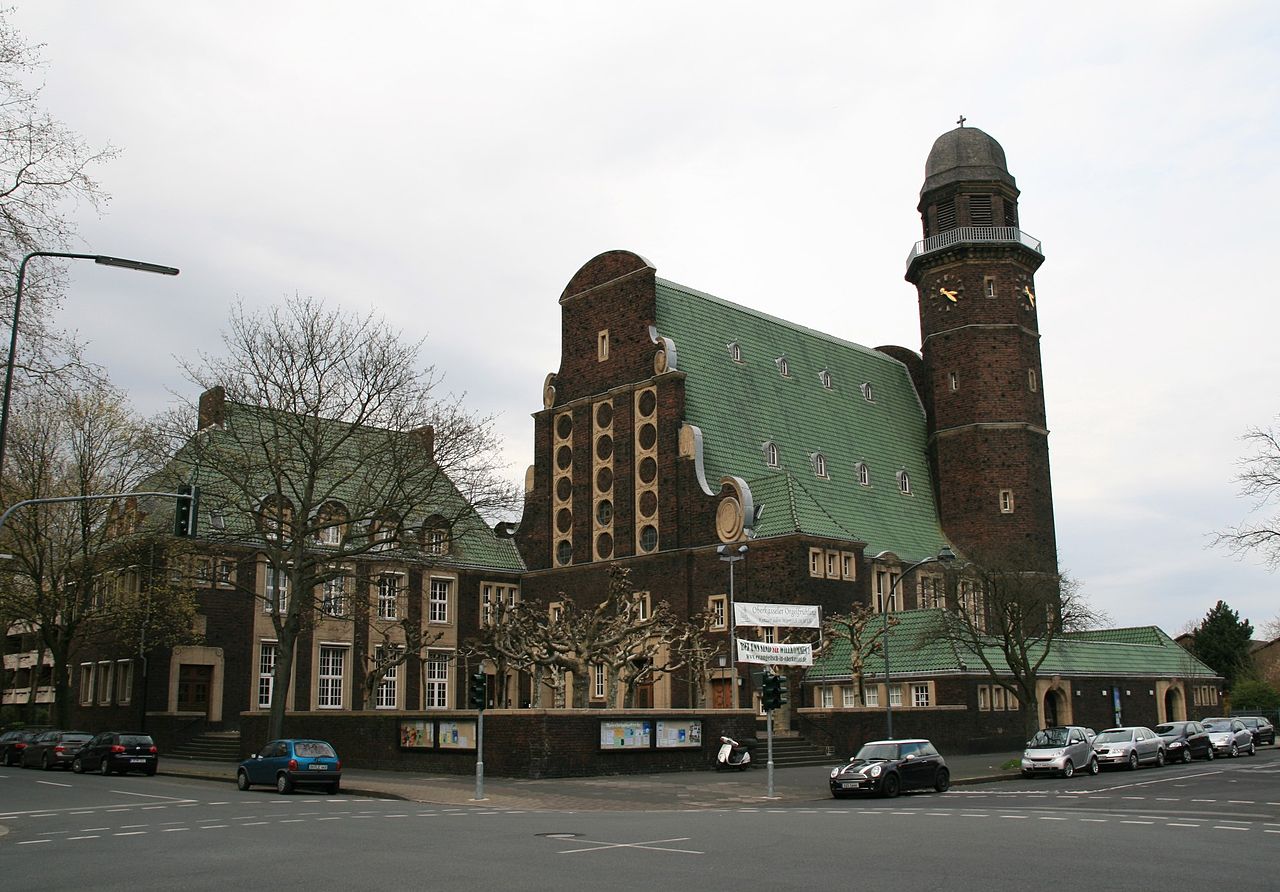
left=1039, top=817, right=1067, bottom=821
left=1156, top=798, right=1178, bottom=802
left=36, top=781, right=71, bottom=788
left=1191, top=799, right=1216, bottom=803
left=1168, top=823, right=1200, bottom=828
left=142, top=806, right=168, bottom=810
left=29, top=813, right=56, bottom=817
left=71, top=811, right=94, bottom=815
left=114, top=831, right=147, bottom=837
left=121, top=824, right=148, bottom=829
left=200, top=825, right=228, bottom=830
left=240, top=821, right=268, bottom=826
left=1214, top=826, right=1248, bottom=831
left=1080, top=819, right=1107, bottom=823
left=80, top=827, right=109, bottom=832
left=556, top=836, right=703, bottom=856
left=1122, top=796, right=1145, bottom=800
left=961, top=814, right=990, bottom=818
left=17, top=840, right=51, bottom=845
left=162, top=828, right=188, bottom=832
left=1000, top=815, right=1028, bottom=820
left=317, top=817, right=341, bottom=821
left=279, top=819, right=304, bottom=824
left=1228, top=800, right=1254, bottom=804
left=112, top=790, right=191, bottom=801
left=1121, top=821, right=1153, bottom=825
left=68, top=835, right=100, bottom=840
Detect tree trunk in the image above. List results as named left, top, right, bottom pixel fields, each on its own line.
left=268, top=633, right=298, bottom=740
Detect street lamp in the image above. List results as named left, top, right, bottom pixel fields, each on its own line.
left=882, top=545, right=955, bottom=739
left=0, top=251, right=179, bottom=480
left=717, top=542, right=747, bottom=706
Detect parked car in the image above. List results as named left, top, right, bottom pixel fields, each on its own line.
left=237, top=739, right=342, bottom=794
left=1154, top=721, right=1214, bottom=763
left=0, top=729, right=41, bottom=766
left=1202, top=718, right=1256, bottom=757
left=1021, top=726, right=1099, bottom=778
left=1092, top=726, right=1165, bottom=769
left=19, top=729, right=93, bottom=770
left=1236, top=716, right=1276, bottom=746
left=71, top=732, right=158, bottom=776
left=829, top=738, right=950, bottom=799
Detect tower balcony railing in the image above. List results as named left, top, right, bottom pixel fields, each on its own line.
left=906, top=226, right=1043, bottom=270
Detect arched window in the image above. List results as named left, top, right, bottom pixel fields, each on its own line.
left=861, top=382, right=875, bottom=402
left=819, top=369, right=833, bottom=389
left=812, top=452, right=829, bottom=479
left=763, top=441, right=780, bottom=468
left=728, top=342, right=742, bottom=363
left=258, top=495, right=293, bottom=541
left=897, top=470, right=911, bottom=494
left=856, top=462, right=870, bottom=486
left=421, top=515, right=449, bottom=555
left=371, top=512, right=400, bottom=551
left=312, top=500, right=348, bottom=546
left=776, top=356, right=790, bottom=377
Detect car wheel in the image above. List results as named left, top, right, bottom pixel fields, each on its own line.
left=881, top=773, right=900, bottom=799
left=1155, top=749, right=1165, bottom=768
left=934, top=768, right=951, bottom=793
left=236, top=769, right=251, bottom=791
left=1088, top=756, right=1100, bottom=775
left=41, top=752, right=52, bottom=770
left=1127, top=751, right=1139, bottom=770
left=1061, top=760, right=1074, bottom=779
left=100, top=759, right=112, bottom=776
left=276, top=772, right=294, bottom=794
left=1249, top=741, right=1257, bottom=756
left=1182, top=747, right=1192, bottom=764
left=72, top=757, right=84, bottom=773
left=1229, top=743, right=1239, bottom=758
left=1205, top=746, right=1215, bottom=761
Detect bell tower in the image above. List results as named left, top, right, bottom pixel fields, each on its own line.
left=906, top=123, right=1058, bottom=574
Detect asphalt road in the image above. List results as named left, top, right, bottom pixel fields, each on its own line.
left=4, top=748, right=1279, bottom=891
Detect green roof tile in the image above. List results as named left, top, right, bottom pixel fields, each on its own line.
left=654, top=279, right=946, bottom=561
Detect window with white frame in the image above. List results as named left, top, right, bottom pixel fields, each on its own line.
left=424, top=652, right=450, bottom=708
left=429, top=578, right=451, bottom=624
left=864, top=685, right=879, bottom=707
left=375, top=646, right=400, bottom=709
left=888, top=684, right=902, bottom=707
left=897, top=470, right=911, bottom=494
left=762, top=626, right=777, bottom=644
left=918, top=575, right=943, bottom=610
left=258, top=642, right=278, bottom=709
left=1028, top=368, right=1038, bottom=392
left=841, top=552, right=855, bottom=580
left=728, top=342, right=742, bottom=363
left=861, top=382, right=875, bottom=402
left=857, top=461, right=870, bottom=486
left=116, top=660, right=133, bottom=705
left=825, top=551, right=838, bottom=578
left=97, top=660, right=113, bottom=704
left=597, top=329, right=610, bottom=362
left=424, top=527, right=447, bottom=556
left=809, top=548, right=824, bottom=578
left=977, top=685, right=990, bottom=710
left=264, top=566, right=289, bottom=614
left=949, top=371, right=959, bottom=392
left=764, top=441, right=780, bottom=468
left=634, top=591, right=651, bottom=620
left=216, top=558, right=236, bottom=586
left=819, top=369, right=833, bottom=389
left=315, top=522, right=341, bottom=546
left=481, top=582, right=520, bottom=626
left=776, top=356, right=790, bottom=377
left=992, top=686, right=1006, bottom=710
left=593, top=663, right=606, bottom=700
left=317, top=645, right=346, bottom=708
left=378, top=574, right=399, bottom=620
left=1000, top=489, right=1015, bottom=513
left=321, top=576, right=347, bottom=617
left=821, top=686, right=834, bottom=708
left=79, top=663, right=94, bottom=705
left=813, top=452, right=828, bottom=479
left=912, top=683, right=931, bottom=707
left=708, top=595, right=727, bottom=630
left=842, top=686, right=858, bottom=708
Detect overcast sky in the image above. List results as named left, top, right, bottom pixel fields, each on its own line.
left=11, top=1, right=1279, bottom=635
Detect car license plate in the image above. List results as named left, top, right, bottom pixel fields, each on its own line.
left=130, top=758, right=145, bottom=764
left=840, top=781, right=861, bottom=789
left=307, top=764, right=328, bottom=771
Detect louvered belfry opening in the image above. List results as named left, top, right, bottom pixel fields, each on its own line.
left=967, top=194, right=993, bottom=227
left=934, top=197, right=956, bottom=233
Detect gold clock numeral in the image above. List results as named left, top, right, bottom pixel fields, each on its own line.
left=1023, top=285, right=1035, bottom=307
left=939, top=287, right=958, bottom=303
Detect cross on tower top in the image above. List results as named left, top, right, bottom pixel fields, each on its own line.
left=957, top=115, right=967, bottom=127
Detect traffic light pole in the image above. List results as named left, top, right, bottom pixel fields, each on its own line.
left=0, top=490, right=194, bottom=535
left=766, top=708, right=775, bottom=799
left=474, top=711, right=485, bottom=801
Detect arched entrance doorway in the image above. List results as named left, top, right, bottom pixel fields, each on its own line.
left=1043, top=688, right=1065, bottom=727
left=1164, top=686, right=1185, bottom=722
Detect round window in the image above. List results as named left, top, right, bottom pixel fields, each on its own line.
left=596, top=466, right=613, bottom=493
left=637, top=422, right=657, bottom=451
left=595, top=434, right=613, bottom=461
left=639, top=525, right=658, bottom=552
left=638, top=490, right=657, bottom=518
left=556, top=476, right=573, bottom=502
left=556, top=413, right=573, bottom=441
left=637, top=389, right=657, bottom=418
left=556, top=540, right=573, bottom=566
left=556, top=507, right=573, bottom=534
left=595, top=402, right=614, bottom=429
left=596, top=532, right=614, bottom=559
left=596, top=500, right=613, bottom=526
left=638, top=456, right=657, bottom=484
left=556, top=444, right=573, bottom=471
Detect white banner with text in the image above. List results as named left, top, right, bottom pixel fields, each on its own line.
left=735, top=639, right=814, bottom=666
left=733, top=602, right=821, bottom=629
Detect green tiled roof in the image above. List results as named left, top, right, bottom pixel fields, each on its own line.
left=806, top=610, right=1218, bottom=682
left=138, top=401, right=523, bottom=573
left=654, top=279, right=947, bottom=562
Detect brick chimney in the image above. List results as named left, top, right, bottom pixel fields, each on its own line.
left=198, top=386, right=226, bottom=430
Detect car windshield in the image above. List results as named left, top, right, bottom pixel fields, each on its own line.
left=1029, top=728, right=1070, bottom=747
left=1093, top=730, right=1131, bottom=743
left=1203, top=721, right=1232, bottom=731
left=120, top=735, right=153, bottom=746
left=1154, top=724, right=1182, bottom=736
left=1239, top=718, right=1259, bottom=727
left=294, top=742, right=336, bottom=758
left=854, top=743, right=899, bottom=761
left=63, top=734, right=92, bottom=744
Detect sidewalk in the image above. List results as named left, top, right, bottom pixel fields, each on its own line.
left=160, top=751, right=1021, bottom=811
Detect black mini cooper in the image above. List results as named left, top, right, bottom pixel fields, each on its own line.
left=830, top=738, right=950, bottom=799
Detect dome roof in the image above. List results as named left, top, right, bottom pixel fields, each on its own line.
left=922, top=126, right=1015, bottom=194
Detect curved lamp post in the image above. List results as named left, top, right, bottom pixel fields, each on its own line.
left=883, top=545, right=956, bottom=739
left=0, top=252, right=179, bottom=480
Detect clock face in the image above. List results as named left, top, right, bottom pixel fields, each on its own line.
left=1015, top=273, right=1036, bottom=309
left=933, top=273, right=963, bottom=306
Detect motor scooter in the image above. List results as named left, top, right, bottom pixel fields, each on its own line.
left=715, top=735, right=751, bottom=770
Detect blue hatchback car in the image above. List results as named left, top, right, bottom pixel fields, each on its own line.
left=237, top=739, right=342, bottom=794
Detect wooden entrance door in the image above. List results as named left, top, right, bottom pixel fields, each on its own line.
left=177, top=664, right=213, bottom=714
left=711, top=678, right=733, bottom=709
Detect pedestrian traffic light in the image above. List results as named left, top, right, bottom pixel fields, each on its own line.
left=468, top=672, right=487, bottom=711
left=173, top=484, right=200, bottom=537
left=762, top=671, right=788, bottom=711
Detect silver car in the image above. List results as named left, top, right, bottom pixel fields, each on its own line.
left=1202, top=717, right=1256, bottom=757
left=1021, top=726, right=1099, bottom=778
left=1093, top=726, right=1165, bottom=770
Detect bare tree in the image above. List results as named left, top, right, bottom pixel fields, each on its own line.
left=170, top=297, right=519, bottom=738
left=0, top=378, right=193, bottom=725
left=1, top=11, right=117, bottom=382
left=668, top=613, right=719, bottom=708
left=1215, top=420, right=1280, bottom=569
left=930, top=557, right=1103, bottom=738
left=816, top=604, right=898, bottom=707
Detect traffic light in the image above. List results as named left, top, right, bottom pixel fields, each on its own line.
left=762, top=671, right=788, bottom=711
left=173, top=484, right=200, bottom=537
left=468, top=672, right=487, bottom=711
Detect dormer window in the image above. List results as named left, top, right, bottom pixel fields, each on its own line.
left=812, top=452, right=829, bottom=479
left=371, top=513, right=400, bottom=551
left=819, top=370, right=833, bottom=389
left=897, top=470, right=912, bottom=494
left=861, top=382, right=874, bottom=402
left=763, top=441, right=780, bottom=468
left=728, top=342, right=742, bottom=363
left=776, top=356, right=790, bottom=378
left=856, top=462, right=870, bottom=486
left=259, top=496, right=293, bottom=541
left=423, top=516, right=449, bottom=555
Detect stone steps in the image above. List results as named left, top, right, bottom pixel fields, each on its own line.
left=167, top=731, right=242, bottom=762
